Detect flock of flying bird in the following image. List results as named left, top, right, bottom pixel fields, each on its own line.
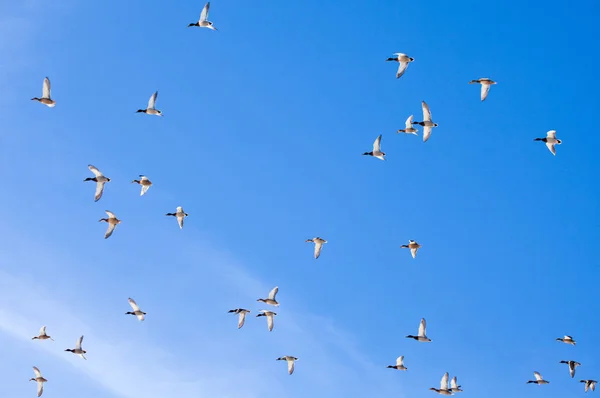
left=23, top=1, right=578, bottom=396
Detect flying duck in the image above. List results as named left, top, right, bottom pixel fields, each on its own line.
left=257, top=310, right=277, bottom=332
left=305, top=237, right=327, bottom=259
left=228, top=308, right=250, bottom=329
left=31, top=77, right=55, bottom=107
left=412, top=101, right=438, bottom=142
left=30, top=367, right=47, bottom=397
left=580, top=380, right=597, bottom=392
left=386, top=53, right=414, bottom=79
left=277, top=356, right=298, bottom=375
left=125, top=298, right=146, bottom=321
left=363, top=134, right=385, bottom=160
left=534, top=130, right=562, bottom=155
left=99, top=210, right=121, bottom=239
left=257, top=286, right=279, bottom=306
left=387, top=355, right=407, bottom=371
left=397, top=115, right=418, bottom=135
left=400, top=240, right=421, bottom=259
left=65, top=335, right=87, bottom=360
left=560, top=360, right=582, bottom=378
left=556, top=335, right=576, bottom=346
left=527, top=371, right=549, bottom=385
left=32, top=326, right=54, bottom=341
left=430, top=372, right=453, bottom=395
left=450, top=376, right=463, bottom=393
left=406, top=318, right=431, bottom=342
left=136, top=91, right=163, bottom=116
left=131, top=175, right=152, bottom=196
left=188, top=2, right=217, bottom=30
left=165, top=206, right=188, bottom=229
left=83, top=164, right=110, bottom=202
left=468, top=78, right=497, bottom=101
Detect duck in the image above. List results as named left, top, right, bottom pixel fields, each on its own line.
left=412, top=101, right=438, bottom=142
left=386, top=355, right=407, bottom=371
left=430, top=372, right=453, bottom=395
left=136, top=91, right=163, bottom=116
left=527, top=371, right=549, bottom=385
left=31, top=326, right=54, bottom=341
left=406, top=318, right=431, bottom=342
left=277, top=356, right=298, bottom=375
left=166, top=206, right=188, bottom=229
left=257, top=310, right=277, bottom=332
left=65, top=335, right=87, bottom=360
left=83, top=164, right=110, bottom=202
left=400, top=240, right=421, bottom=259
left=556, top=335, right=576, bottom=345
left=363, top=134, right=385, bottom=160
left=228, top=308, right=250, bottom=329
left=560, top=360, right=582, bottom=378
left=188, top=2, right=217, bottom=30
left=31, top=77, right=55, bottom=107
left=125, top=298, right=146, bottom=321
left=397, top=115, right=418, bottom=135
left=580, top=380, right=597, bottom=392
left=450, top=376, right=463, bottom=393
left=468, top=78, right=497, bottom=101
left=99, top=210, right=121, bottom=239
left=305, top=237, right=327, bottom=259
left=30, top=367, right=47, bottom=397
left=386, top=53, right=414, bottom=79
left=257, top=286, right=279, bottom=306
left=131, top=175, right=152, bottom=196
left=534, top=130, right=562, bottom=156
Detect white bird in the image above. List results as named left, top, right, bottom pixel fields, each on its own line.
left=99, top=210, right=121, bottom=239
left=560, top=360, right=582, bottom=378
left=29, top=367, right=47, bottom=397
left=188, top=2, right=217, bottom=30
left=362, top=134, right=385, bottom=160
left=65, top=335, right=87, bottom=360
left=397, top=115, right=418, bottom=135
left=387, top=355, right=408, bottom=371
left=386, top=53, right=415, bottom=79
left=305, top=237, right=327, bottom=259
left=450, top=376, right=463, bottom=392
left=468, top=78, right=497, bottom=101
left=400, top=240, right=421, bottom=259
left=534, top=130, right=562, bottom=156
left=126, top=298, right=146, bottom=321
left=276, top=356, right=298, bottom=375
left=31, top=326, right=54, bottom=341
left=84, top=165, right=111, bottom=202
left=31, top=77, right=56, bottom=107
left=412, top=101, right=438, bottom=142
left=166, top=206, right=189, bottom=229
left=430, top=372, right=453, bottom=395
left=131, top=175, right=152, bottom=196
left=580, top=380, right=597, bottom=392
left=228, top=308, right=250, bottom=329
left=257, top=286, right=279, bottom=306
left=527, top=371, right=549, bottom=385
left=136, top=91, right=163, bottom=116
left=257, top=310, right=277, bottom=332
left=556, top=335, right=576, bottom=345
left=406, top=318, right=431, bottom=342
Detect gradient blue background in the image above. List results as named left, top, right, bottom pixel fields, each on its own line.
left=0, top=0, right=599, bottom=397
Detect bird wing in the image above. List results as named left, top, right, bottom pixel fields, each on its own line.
left=128, top=298, right=141, bottom=311
left=148, top=91, right=158, bottom=110
left=268, top=286, right=279, bottom=300
left=105, top=210, right=116, bottom=218
left=200, top=2, right=210, bottom=22
left=88, top=164, right=103, bottom=177
left=422, top=101, right=432, bottom=122
left=396, top=356, right=404, bottom=366
left=423, top=126, right=432, bottom=143
left=396, top=62, right=409, bottom=79
left=534, top=372, right=543, bottom=381
left=39, top=326, right=47, bottom=335
left=267, top=313, right=274, bottom=331
left=141, top=184, right=150, bottom=196
left=405, top=115, right=414, bottom=129
left=451, top=376, right=458, bottom=389
left=591, top=382, right=596, bottom=392
left=37, top=381, right=44, bottom=397
left=418, top=318, right=427, bottom=337
left=373, top=134, right=382, bottom=152
left=238, top=312, right=247, bottom=329
left=95, top=181, right=106, bottom=202
left=105, top=222, right=117, bottom=239
left=43, top=77, right=51, bottom=99
left=410, top=247, right=418, bottom=258
left=546, top=142, right=556, bottom=155
left=547, top=130, right=557, bottom=139
left=314, top=241, right=323, bottom=259
left=33, top=366, right=42, bottom=378
left=288, top=358, right=295, bottom=375
left=76, top=335, right=84, bottom=349
left=480, top=83, right=491, bottom=101
left=441, top=372, right=450, bottom=390
left=177, top=214, right=185, bottom=229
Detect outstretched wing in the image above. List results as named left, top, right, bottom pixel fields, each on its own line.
left=287, top=359, right=295, bottom=375
left=200, top=2, right=210, bottom=22
left=148, top=91, right=158, bottom=110
left=534, top=371, right=543, bottom=381
left=267, top=313, right=274, bottom=331
left=547, top=130, right=557, bottom=139
left=405, top=115, right=414, bottom=129
left=314, top=241, right=323, bottom=259
left=480, top=83, right=491, bottom=101
left=546, top=142, right=556, bottom=156
left=422, top=101, right=432, bottom=122
left=238, top=312, right=247, bottom=329
left=396, top=356, right=404, bottom=366
left=39, top=326, right=47, bottom=336
left=43, top=77, right=51, bottom=99
left=396, top=62, right=409, bottom=79
left=423, top=126, right=432, bottom=143
left=95, top=181, right=106, bottom=202
left=373, top=134, right=382, bottom=152
left=76, top=335, right=84, bottom=349
left=410, top=247, right=418, bottom=258
left=177, top=214, right=185, bottom=229
left=441, top=372, right=450, bottom=390
left=451, top=376, right=459, bottom=389
left=105, top=223, right=117, bottom=239
left=88, top=164, right=103, bottom=177
left=128, top=298, right=141, bottom=312
left=33, top=366, right=42, bottom=378
left=268, top=286, right=279, bottom=300
left=418, top=318, right=427, bottom=337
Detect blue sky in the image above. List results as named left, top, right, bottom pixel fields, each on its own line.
left=0, top=0, right=599, bottom=397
